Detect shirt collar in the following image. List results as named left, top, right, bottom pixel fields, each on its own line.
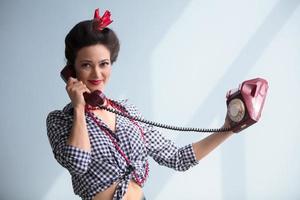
left=62, top=98, right=129, bottom=115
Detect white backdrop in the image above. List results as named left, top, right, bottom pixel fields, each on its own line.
left=0, top=0, right=299, bottom=199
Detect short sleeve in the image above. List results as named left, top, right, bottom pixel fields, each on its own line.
left=46, top=110, right=91, bottom=175
left=124, top=102, right=199, bottom=171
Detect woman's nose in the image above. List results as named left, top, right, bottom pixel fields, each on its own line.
left=92, top=65, right=102, bottom=77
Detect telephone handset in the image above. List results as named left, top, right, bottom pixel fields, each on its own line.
left=60, top=65, right=268, bottom=133
left=60, top=65, right=106, bottom=106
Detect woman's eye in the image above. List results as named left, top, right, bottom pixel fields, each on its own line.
left=100, top=62, right=110, bottom=67
left=81, top=63, right=91, bottom=68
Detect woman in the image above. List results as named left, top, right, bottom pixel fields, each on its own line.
left=46, top=8, right=234, bottom=200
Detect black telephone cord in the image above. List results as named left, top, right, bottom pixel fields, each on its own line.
left=100, top=105, right=232, bottom=133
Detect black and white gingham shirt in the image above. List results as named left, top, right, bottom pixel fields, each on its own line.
left=46, top=99, right=199, bottom=200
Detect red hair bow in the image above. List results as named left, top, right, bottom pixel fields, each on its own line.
left=93, top=8, right=113, bottom=30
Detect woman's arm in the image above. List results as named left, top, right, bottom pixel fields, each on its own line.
left=67, top=105, right=91, bottom=152
left=192, top=117, right=234, bottom=161
left=66, top=77, right=91, bottom=152
left=126, top=102, right=235, bottom=171
left=47, top=109, right=92, bottom=175
left=46, top=77, right=92, bottom=175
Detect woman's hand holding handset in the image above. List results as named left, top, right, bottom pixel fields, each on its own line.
left=65, top=77, right=91, bottom=152
left=66, top=77, right=91, bottom=109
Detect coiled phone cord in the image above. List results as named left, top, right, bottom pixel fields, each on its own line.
left=100, top=105, right=232, bottom=133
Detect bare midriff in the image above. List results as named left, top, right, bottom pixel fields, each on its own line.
left=92, top=180, right=143, bottom=200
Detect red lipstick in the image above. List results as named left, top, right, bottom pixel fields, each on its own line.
left=88, top=80, right=102, bottom=85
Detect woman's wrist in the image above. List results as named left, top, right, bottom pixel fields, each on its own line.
left=221, top=123, right=234, bottom=134
left=74, top=104, right=86, bottom=115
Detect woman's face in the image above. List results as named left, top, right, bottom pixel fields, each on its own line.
left=74, top=44, right=111, bottom=92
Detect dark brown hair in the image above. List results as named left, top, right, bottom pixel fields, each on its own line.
left=64, top=20, right=120, bottom=67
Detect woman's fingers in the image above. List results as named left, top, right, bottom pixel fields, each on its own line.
left=66, top=77, right=77, bottom=91
left=65, top=78, right=90, bottom=107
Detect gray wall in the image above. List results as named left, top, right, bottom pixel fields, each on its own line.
left=1, top=0, right=300, bottom=199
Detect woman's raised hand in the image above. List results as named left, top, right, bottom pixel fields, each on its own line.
left=66, top=77, right=90, bottom=109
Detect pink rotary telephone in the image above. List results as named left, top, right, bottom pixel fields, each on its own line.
left=226, top=78, right=269, bottom=133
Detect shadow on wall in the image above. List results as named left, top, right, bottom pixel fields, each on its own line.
left=144, top=0, right=300, bottom=199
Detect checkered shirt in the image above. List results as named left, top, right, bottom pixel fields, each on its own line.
left=46, top=99, right=199, bottom=200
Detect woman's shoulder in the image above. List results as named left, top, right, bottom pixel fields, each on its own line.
left=46, top=103, right=73, bottom=124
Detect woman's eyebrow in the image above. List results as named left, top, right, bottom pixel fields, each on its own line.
left=79, top=59, right=110, bottom=63
left=99, top=59, right=110, bottom=62
left=79, top=59, right=92, bottom=63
